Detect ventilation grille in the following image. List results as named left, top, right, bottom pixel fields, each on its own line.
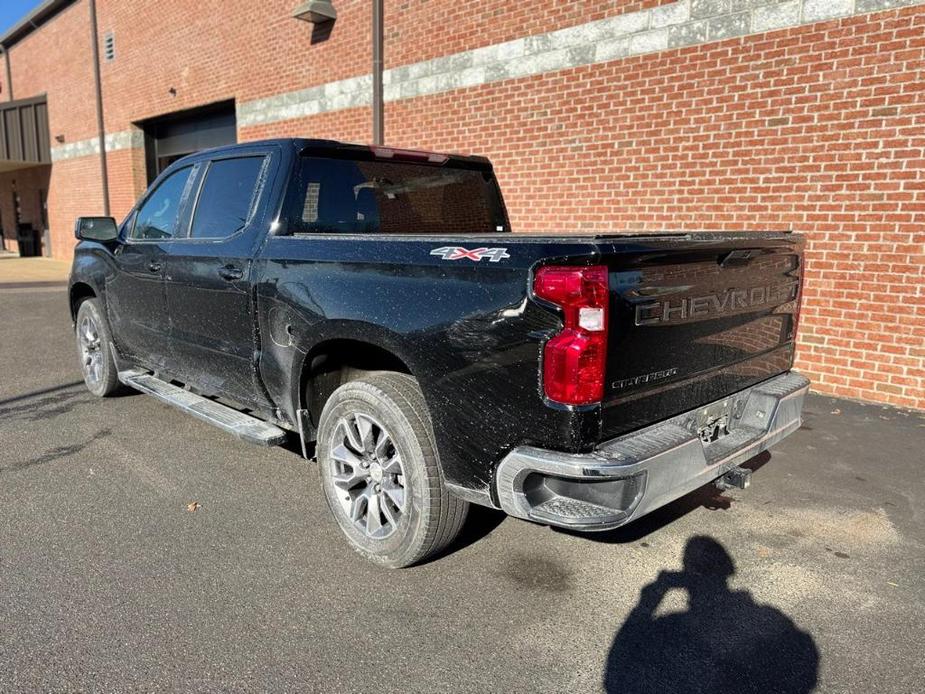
left=103, top=32, right=115, bottom=61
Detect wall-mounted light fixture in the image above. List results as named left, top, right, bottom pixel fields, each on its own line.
left=292, top=1, right=336, bottom=24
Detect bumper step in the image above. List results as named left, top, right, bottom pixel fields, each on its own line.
left=118, top=369, right=287, bottom=446
left=531, top=497, right=629, bottom=524
left=496, top=371, right=810, bottom=532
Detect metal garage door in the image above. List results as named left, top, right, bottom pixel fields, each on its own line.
left=143, top=101, right=236, bottom=183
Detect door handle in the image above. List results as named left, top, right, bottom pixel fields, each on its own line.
left=218, top=265, right=244, bottom=281
left=148, top=261, right=162, bottom=272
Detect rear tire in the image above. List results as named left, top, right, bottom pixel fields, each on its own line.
left=317, top=372, right=468, bottom=568
left=75, top=298, right=121, bottom=397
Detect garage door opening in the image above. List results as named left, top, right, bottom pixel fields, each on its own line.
left=140, top=101, right=237, bottom=184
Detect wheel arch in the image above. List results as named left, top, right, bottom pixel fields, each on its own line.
left=298, top=337, right=415, bottom=433
left=69, top=281, right=98, bottom=321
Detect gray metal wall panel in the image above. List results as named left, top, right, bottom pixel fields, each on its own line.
left=35, top=102, right=50, bottom=163
left=4, top=110, right=22, bottom=161
left=0, top=96, right=50, bottom=166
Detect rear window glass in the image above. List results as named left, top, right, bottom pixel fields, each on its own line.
left=190, top=156, right=265, bottom=238
left=287, top=156, right=507, bottom=235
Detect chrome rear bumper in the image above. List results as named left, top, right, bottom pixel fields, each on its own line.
left=495, top=371, right=810, bottom=531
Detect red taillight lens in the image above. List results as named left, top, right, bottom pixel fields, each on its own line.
left=534, top=265, right=609, bottom=406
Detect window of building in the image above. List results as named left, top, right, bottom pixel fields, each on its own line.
left=132, top=166, right=193, bottom=240
left=189, top=156, right=265, bottom=239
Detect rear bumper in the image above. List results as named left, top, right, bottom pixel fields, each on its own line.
left=495, top=371, right=810, bottom=531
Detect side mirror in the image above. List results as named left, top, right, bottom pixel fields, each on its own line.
left=75, top=216, right=119, bottom=242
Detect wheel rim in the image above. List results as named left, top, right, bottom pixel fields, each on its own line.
left=329, top=412, right=407, bottom=540
left=78, top=313, right=103, bottom=386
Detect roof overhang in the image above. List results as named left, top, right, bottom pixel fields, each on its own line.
left=0, top=95, right=51, bottom=170
left=0, top=0, right=77, bottom=49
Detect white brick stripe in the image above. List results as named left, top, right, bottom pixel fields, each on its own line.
left=50, top=129, right=144, bottom=162
left=238, top=0, right=924, bottom=128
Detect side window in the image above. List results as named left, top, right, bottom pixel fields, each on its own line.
left=189, top=156, right=265, bottom=239
left=132, top=166, right=193, bottom=240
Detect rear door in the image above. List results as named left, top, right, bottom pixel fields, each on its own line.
left=163, top=146, right=280, bottom=406
left=599, top=234, right=804, bottom=438
left=106, top=164, right=196, bottom=367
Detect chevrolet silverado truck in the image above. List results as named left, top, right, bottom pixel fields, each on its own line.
left=69, top=138, right=809, bottom=567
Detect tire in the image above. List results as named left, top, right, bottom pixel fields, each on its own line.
left=317, top=372, right=468, bottom=568
left=75, top=298, right=121, bottom=397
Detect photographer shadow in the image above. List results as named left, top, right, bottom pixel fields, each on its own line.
left=604, top=536, right=819, bottom=694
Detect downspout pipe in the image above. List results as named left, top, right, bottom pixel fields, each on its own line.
left=2, top=45, right=12, bottom=101
left=372, top=0, right=384, bottom=145
left=88, top=0, right=110, bottom=215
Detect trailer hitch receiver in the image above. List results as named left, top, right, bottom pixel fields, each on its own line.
left=715, top=466, right=752, bottom=491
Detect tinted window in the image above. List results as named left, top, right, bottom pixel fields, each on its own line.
left=288, top=156, right=507, bottom=235
left=190, top=156, right=265, bottom=239
left=132, top=166, right=193, bottom=240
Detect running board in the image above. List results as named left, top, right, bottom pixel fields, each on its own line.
left=118, top=369, right=287, bottom=446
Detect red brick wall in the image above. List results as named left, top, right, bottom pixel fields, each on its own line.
left=45, top=158, right=106, bottom=260
left=93, top=0, right=372, bottom=131
left=1, top=1, right=100, bottom=259
left=1, top=0, right=922, bottom=409
left=246, top=6, right=925, bottom=410
left=5, top=2, right=97, bottom=142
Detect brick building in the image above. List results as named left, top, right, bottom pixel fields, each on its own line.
left=0, top=0, right=922, bottom=409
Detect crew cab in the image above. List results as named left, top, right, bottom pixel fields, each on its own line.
left=69, top=138, right=809, bottom=567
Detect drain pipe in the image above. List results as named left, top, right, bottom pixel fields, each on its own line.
left=2, top=45, right=12, bottom=101
left=88, top=0, right=110, bottom=215
left=372, top=0, right=384, bottom=145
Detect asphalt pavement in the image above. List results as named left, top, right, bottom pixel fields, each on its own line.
left=1, top=285, right=923, bottom=692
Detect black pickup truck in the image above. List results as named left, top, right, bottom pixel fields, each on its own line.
left=69, top=138, right=809, bottom=567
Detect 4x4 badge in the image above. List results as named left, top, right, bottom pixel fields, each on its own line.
left=430, top=246, right=510, bottom=262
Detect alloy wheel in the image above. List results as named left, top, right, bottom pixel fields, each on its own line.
left=78, top=313, right=103, bottom=386
left=329, top=412, right=407, bottom=540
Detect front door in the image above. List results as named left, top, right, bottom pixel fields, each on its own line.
left=106, top=164, right=195, bottom=367
left=163, top=149, right=277, bottom=407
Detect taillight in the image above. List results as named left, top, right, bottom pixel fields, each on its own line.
left=534, top=265, right=609, bottom=406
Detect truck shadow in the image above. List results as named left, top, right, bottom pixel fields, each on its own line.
left=0, top=380, right=139, bottom=423
left=604, top=535, right=819, bottom=693
left=0, top=428, right=113, bottom=474
left=279, top=436, right=509, bottom=562
left=0, top=380, right=85, bottom=407
left=279, top=444, right=773, bottom=559
left=557, top=451, right=772, bottom=545
left=431, top=504, right=508, bottom=562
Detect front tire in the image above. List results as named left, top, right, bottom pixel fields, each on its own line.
left=317, top=372, right=468, bottom=568
left=75, top=298, right=121, bottom=397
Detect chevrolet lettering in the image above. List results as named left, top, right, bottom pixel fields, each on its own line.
left=634, top=282, right=799, bottom=326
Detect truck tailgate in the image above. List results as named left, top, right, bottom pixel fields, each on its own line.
left=598, top=233, right=804, bottom=439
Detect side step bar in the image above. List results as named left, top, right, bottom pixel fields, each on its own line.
left=118, top=369, right=287, bottom=446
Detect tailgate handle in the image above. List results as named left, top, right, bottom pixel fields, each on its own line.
left=720, top=249, right=762, bottom=267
